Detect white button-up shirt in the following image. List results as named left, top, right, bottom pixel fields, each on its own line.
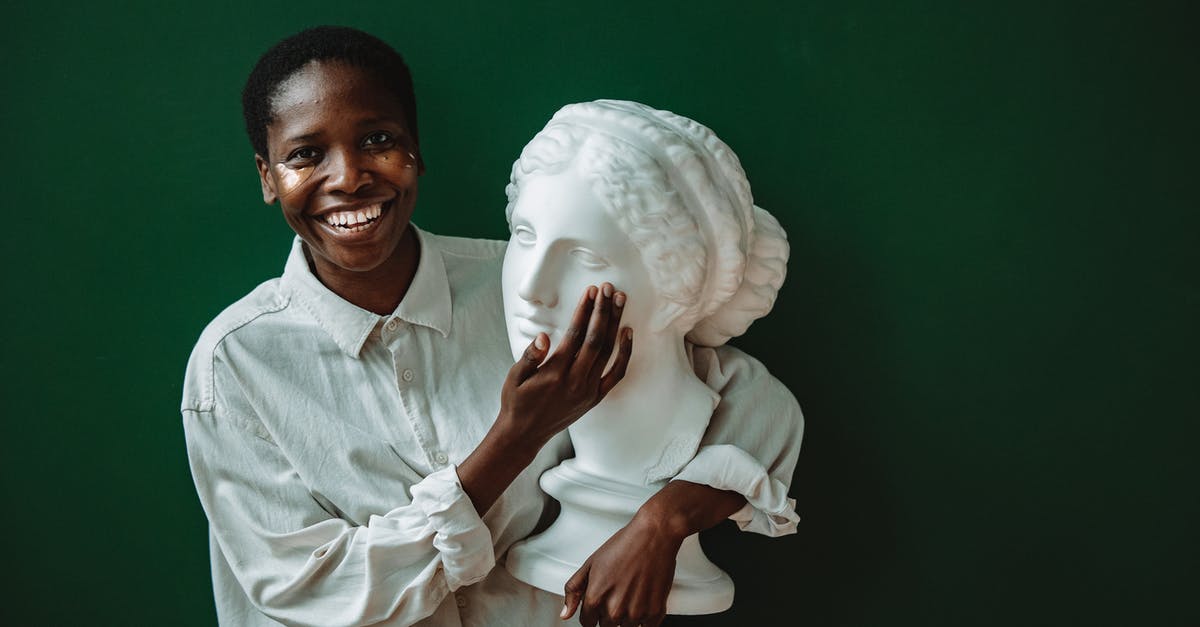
left=182, top=227, right=802, bottom=626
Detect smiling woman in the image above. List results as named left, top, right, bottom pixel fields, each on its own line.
left=179, top=25, right=802, bottom=627
left=252, top=59, right=423, bottom=311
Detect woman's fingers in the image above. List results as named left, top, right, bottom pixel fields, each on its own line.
left=506, top=333, right=549, bottom=385
left=551, top=285, right=598, bottom=363
left=561, top=561, right=590, bottom=621
left=572, top=283, right=616, bottom=377
left=589, top=288, right=626, bottom=380
left=598, top=327, right=632, bottom=398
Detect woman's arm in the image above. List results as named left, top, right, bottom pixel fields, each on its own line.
left=561, top=345, right=803, bottom=627
left=185, top=405, right=483, bottom=626
left=459, top=284, right=632, bottom=515
left=561, top=481, right=746, bottom=627
left=183, top=285, right=631, bottom=627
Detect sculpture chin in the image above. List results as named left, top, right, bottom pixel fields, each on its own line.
left=504, top=460, right=735, bottom=615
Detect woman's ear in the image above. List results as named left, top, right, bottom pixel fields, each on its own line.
left=254, top=154, right=278, bottom=205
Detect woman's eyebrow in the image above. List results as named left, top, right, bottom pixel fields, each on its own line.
left=282, top=131, right=322, bottom=144
left=355, top=116, right=406, bottom=130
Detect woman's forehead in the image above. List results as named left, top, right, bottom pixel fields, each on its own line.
left=268, top=61, right=408, bottom=135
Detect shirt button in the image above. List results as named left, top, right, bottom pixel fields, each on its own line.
left=385, top=319, right=398, bottom=331
left=434, top=451, right=448, bottom=465
left=455, top=593, right=467, bottom=608
left=402, top=368, right=415, bottom=382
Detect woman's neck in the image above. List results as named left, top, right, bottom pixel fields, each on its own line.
left=308, top=228, right=421, bottom=315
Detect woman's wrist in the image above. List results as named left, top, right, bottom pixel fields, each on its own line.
left=634, top=480, right=747, bottom=542
left=632, top=492, right=695, bottom=544
left=490, top=409, right=548, bottom=460
left=458, top=415, right=541, bottom=514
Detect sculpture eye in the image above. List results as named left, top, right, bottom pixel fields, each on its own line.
left=513, top=226, right=536, bottom=245
left=571, top=248, right=608, bottom=269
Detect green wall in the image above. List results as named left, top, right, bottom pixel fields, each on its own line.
left=3, top=1, right=1196, bottom=625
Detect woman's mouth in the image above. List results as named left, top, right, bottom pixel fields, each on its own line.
left=320, top=201, right=389, bottom=233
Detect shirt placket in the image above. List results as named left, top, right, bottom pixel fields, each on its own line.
left=383, top=316, right=450, bottom=473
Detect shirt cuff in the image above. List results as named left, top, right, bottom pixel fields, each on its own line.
left=408, top=465, right=496, bottom=589
left=671, top=444, right=799, bottom=537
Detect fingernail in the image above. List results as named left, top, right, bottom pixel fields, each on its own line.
left=535, top=333, right=548, bottom=350
left=588, top=285, right=598, bottom=299
left=602, top=283, right=613, bottom=297
left=613, top=291, right=625, bottom=307
left=559, top=604, right=570, bottom=619
left=624, top=327, right=633, bottom=340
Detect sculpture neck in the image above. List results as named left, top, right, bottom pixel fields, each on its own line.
left=568, top=332, right=718, bottom=485
left=608, top=330, right=696, bottom=406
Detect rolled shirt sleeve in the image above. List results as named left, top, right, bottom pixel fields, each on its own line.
left=673, top=344, right=804, bottom=537
left=183, top=405, right=495, bottom=627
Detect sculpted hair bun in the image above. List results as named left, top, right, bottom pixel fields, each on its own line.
left=687, top=205, right=788, bottom=346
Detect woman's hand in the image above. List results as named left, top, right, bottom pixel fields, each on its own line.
left=560, top=481, right=747, bottom=626
left=559, top=512, right=682, bottom=627
left=459, top=283, right=633, bottom=515
left=497, top=283, right=633, bottom=447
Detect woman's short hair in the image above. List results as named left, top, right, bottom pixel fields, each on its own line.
left=241, top=26, right=419, bottom=160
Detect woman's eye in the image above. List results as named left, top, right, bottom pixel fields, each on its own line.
left=287, top=147, right=320, bottom=163
left=513, top=226, right=536, bottom=245
left=364, top=131, right=394, bottom=147
left=571, top=248, right=608, bottom=268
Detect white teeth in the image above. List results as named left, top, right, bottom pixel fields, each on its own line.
left=322, top=202, right=387, bottom=231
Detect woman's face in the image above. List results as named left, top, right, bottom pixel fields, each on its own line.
left=502, top=168, right=657, bottom=361
left=256, top=60, right=420, bottom=275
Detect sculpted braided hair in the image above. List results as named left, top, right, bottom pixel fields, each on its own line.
left=506, top=100, right=789, bottom=345
left=506, top=120, right=707, bottom=331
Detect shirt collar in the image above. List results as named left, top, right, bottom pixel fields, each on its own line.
left=279, top=225, right=452, bottom=358
left=394, top=226, right=453, bottom=338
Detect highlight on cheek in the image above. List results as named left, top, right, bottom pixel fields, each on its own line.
left=272, top=162, right=316, bottom=198
left=271, top=150, right=419, bottom=199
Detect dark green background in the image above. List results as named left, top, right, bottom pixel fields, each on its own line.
left=3, top=1, right=1196, bottom=625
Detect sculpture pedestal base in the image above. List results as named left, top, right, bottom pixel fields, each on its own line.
left=505, top=459, right=733, bottom=615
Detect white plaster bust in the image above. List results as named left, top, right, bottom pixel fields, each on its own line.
left=501, top=99, right=789, bottom=614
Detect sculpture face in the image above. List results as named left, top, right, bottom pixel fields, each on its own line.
left=502, top=168, right=657, bottom=362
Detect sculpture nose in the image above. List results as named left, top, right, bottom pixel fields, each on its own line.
left=517, top=248, right=559, bottom=308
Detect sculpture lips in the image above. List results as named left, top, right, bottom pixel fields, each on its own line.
left=515, top=316, right=555, bottom=338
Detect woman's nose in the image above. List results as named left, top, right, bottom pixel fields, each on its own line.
left=323, top=149, right=374, bottom=194
left=517, top=249, right=559, bottom=308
